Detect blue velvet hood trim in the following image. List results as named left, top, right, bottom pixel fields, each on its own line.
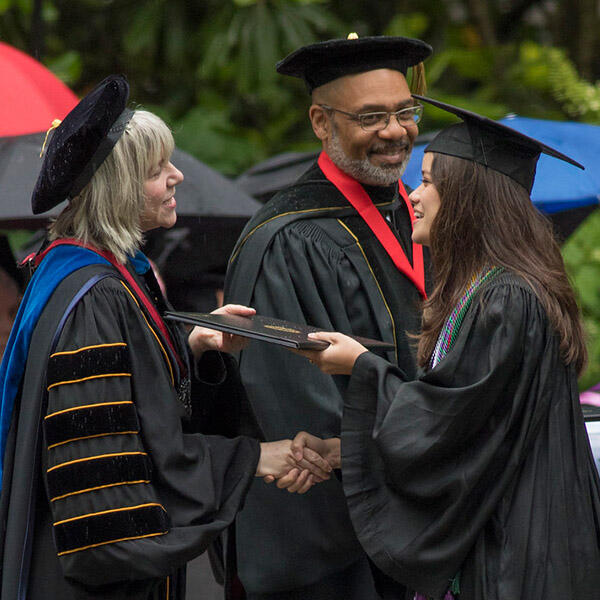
left=0, top=245, right=111, bottom=489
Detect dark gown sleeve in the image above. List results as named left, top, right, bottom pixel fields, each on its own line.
left=189, top=350, right=260, bottom=438
left=42, top=277, right=260, bottom=587
left=341, top=281, right=585, bottom=597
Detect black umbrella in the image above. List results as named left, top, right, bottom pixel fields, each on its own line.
left=0, top=132, right=261, bottom=227
left=235, top=150, right=318, bottom=203
left=169, top=146, right=262, bottom=219
left=0, top=132, right=50, bottom=228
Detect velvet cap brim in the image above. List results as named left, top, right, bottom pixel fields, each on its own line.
left=277, top=36, right=432, bottom=93
left=414, top=94, right=584, bottom=193
left=32, top=74, right=132, bottom=215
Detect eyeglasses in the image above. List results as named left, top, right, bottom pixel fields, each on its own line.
left=318, top=103, right=423, bottom=131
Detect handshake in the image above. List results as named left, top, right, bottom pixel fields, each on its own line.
left=255, top=432, right=341, bottom=495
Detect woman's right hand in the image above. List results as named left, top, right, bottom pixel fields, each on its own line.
left=294, top=331, right=368, bottom=375
left=291, top=431, right=341, bottom=470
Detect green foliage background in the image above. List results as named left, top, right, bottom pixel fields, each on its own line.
left=564, top=211, right=600, bottom=390
left=1, top=0, right=599, bottom=388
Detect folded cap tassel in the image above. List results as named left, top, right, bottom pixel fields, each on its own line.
left=39, top=119, right=62, bottom=158
left=411, top=62, right=427, bottom=95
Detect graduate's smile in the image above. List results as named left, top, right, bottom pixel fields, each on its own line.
left=409, top=152, right=441, bottom=246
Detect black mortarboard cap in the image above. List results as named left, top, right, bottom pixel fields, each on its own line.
left=414, top=95, right=584, bottom=192
left=277, top=35, right=432, bottom=93
left=32, top=74, right=133, bottom=214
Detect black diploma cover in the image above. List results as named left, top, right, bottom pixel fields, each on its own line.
left=164, top=311, right=394, bottom=351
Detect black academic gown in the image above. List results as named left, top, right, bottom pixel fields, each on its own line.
left=342, top=271, right=600, bottom=600
left=0, top=259, right=259, bottom=600
left=225, top=162, right=426, bottom=596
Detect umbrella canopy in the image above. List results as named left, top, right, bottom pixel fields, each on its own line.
left=0, top=42, right=78, bottom=136
left=0, top=133, right=261, bottom=228
left=403, top=116, right=600, bottom=214
left=236, top=151, right=318, bottom=202
left=0, top=132, right=46, bottom=227
left=170, top=147, right=261, bottom=219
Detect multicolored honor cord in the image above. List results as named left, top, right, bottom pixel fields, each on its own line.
left=430, top=266, right=504, bottom=369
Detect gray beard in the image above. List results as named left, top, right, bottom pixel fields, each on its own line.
left=327, top=124, right=412, bottom=186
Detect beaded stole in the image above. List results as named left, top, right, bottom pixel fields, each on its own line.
left=415, top=265, right=503, bottom=600
left=430, top=266, right=504, bottom=370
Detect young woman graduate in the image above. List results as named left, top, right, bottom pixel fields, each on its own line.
left=291, top=97, right=600, bottom=599
left=0, top=75, right=331, bottom=600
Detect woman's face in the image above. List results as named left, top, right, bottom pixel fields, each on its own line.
left=140, top=158, right=184, bottom=232
left=409, top=152, right=441, bottom=246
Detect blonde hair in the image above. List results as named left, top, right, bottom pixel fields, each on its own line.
left=49, top=110, right=175, bottom=263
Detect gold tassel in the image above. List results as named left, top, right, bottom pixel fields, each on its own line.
left=410, top=62, right=427, bottom=96
left=39, top=119, right=62, bottom=158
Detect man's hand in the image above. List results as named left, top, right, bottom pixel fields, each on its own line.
left=188, top=304, right=255, bottom=357
left=270, top=468, right=316, bottom=494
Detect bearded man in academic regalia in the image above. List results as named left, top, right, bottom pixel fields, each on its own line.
left=225, top=35, right=432, bottom=600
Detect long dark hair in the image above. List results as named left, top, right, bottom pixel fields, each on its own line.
left=417, top=152, right=587, bottom=374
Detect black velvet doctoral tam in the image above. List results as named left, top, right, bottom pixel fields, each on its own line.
left=277, top=36, right=432, bottom=93
left=32, top=74, right=132, bottom=214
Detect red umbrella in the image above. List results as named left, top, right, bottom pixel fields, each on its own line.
left=0, top=42, right=78, bottom=136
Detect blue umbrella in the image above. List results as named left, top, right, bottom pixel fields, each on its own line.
left=404, top=116, right=600, bottom=214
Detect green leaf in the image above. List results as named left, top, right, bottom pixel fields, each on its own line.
left=253, top=1, right=278, bottom=86
left=384, top=13, right=429, bottom=39
left=16, top=0, right=32, bottom=15
left=123, top=1, right=163, bottom=56
left=0, top=0, right=14, bottom=15
left=173, top=105, right=266, bottom=175
left=163, top=5, right=187, bottom=66
left=45, top=51, right=82, bottom=86
left=573, top=264, right=600, bottom=310
left=42, top=0, right=58, bottom=22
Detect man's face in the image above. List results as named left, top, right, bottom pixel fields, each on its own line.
left=311, top=69, right=419, bottom=186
